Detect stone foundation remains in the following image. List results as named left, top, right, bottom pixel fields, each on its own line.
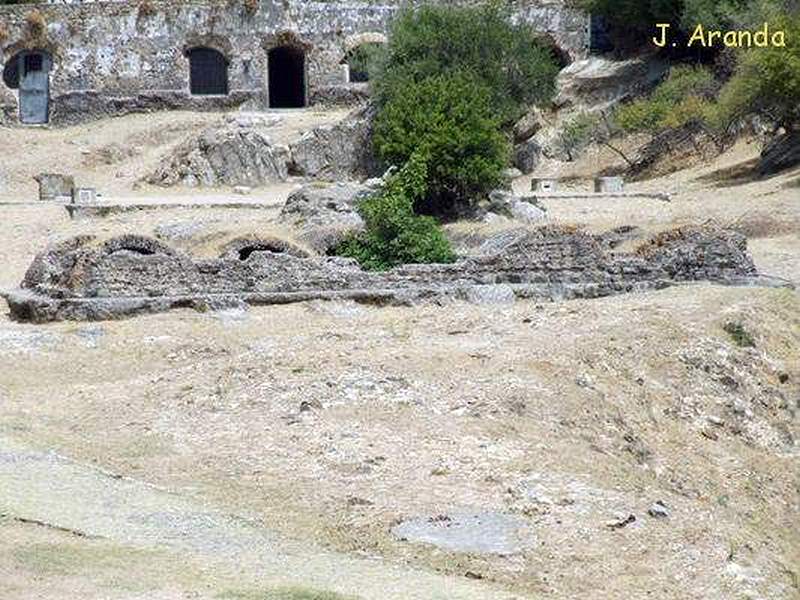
left=5, top=225, right=782, bottom=323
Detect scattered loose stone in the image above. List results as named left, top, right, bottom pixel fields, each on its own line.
left=606, top=513, right=636, bottom=529
left=299, top=399, right=323, bottom=413
left=648, top=501, right=670, bottom=519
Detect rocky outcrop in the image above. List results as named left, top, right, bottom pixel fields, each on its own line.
left=513, top=139, right=542, bottom=174
left=485, top=190, right=547, bottom=224
left=6, top=226, right=778, bottom=323
left=627, top=122, right=720, bottom=179
left=279, top=181, right=371, bottom=230
left=554, top=56, right=669, bottom=111
left=289, top=104, right=379, bottom=180
left=278, top=179, right=382, bottom=252
left=34, top=173, right=74, bottom=200
left=758, top=132, right=800, bottom=176
left=146, top=126, right=290, bottom=187
left=513, top=108, right=545, bottom=143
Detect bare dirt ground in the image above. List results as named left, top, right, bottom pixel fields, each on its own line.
left=0, top=109, right=798, bottom=600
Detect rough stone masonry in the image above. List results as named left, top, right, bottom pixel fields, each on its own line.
left=5, top=225, right=789, bottom=323
left=0, top=0, right=589, bottom=125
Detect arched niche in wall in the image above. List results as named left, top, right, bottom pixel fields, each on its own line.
left=341, top=33, right=388, bottom=83
left=186, top=47, right=229, bottom=96
left=2, top=48, right=53, bottom=124
left=263, top=31, right=311, bottom=109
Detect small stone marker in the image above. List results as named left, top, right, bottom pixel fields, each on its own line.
left=72, top=187, right=97, bottom=204
left=531, top=178, right=558, bottom=193
left=594, top=176, right=625, bottom=193
left=35, top=173, right=75, bottom=201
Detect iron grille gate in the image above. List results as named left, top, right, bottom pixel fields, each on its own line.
left=189, top=48, right=228, bottom=96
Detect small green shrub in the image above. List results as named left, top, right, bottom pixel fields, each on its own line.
left=335, top=152, right=456, bottom=271
left=723, top=321, right=756, bottom=348
left=615, top=66, right=717, bottom=135
left=345, top=42, right=385, bottom=82
left=373, top=72, right=509, bottom=215
left=553, top=112, right=601, bottom=161
left=24, top=8, right=46, bottom=38
left=711, top=12, right=800, bottom=132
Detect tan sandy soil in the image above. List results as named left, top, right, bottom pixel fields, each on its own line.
left=0, top=109, right=798, bottom=599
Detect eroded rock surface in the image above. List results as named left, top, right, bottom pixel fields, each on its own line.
left=146, top=126, right=290, bottom=187
left=759, top=132, right=800, bottom=176
left=278, top=180, right=382, bottom=253
left=289, top=105, right=379, bottom=180
left=554, top=56, right=669, bottom=111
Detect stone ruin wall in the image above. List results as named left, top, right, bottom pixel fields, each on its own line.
left=0, top=0, right=589, bottom=125
left=5, top=226, right=770, bottom=323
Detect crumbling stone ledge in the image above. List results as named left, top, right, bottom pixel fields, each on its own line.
left=4, top=226, right=791, bottom=323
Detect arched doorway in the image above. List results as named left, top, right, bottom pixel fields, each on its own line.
left=187, top=47, right=229, bottom=96
left=2, top=49, right=52, bottom=124
left=342, top=42, right=385, bottom=83
left=268, top=46, right=305, bottom=108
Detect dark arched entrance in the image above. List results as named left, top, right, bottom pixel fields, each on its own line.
left=268, top=46, right=305, bottom=108
left=3, top=49, right=52, bottom=124
left=187, top=47, right=229, bottom=95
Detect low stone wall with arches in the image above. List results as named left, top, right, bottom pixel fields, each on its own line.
left=0, top=0, right=589, bottom=125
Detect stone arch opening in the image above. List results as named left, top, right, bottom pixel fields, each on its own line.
left=103, top=235, right=176, bottom=257
left=535, top=34, right=572, bottom=69
left=3, top=49, right=52, bottom=124
left=268, top=45, right=305, bottom=108
left=187, top=47, right=229, bottom=96
left=221, top=236, right=310, bottom=261
left=342, top=41, right=385, bottom=83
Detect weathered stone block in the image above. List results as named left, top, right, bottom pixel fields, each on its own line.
left=594, top=177, right=624, bottom=193
left=532, top=178, right=559, bottom=193
left=289, top=104, right=378, bottom=180
left=34, top=173, right=74, bottom=201
left=71, top=187, right=98, bottom=204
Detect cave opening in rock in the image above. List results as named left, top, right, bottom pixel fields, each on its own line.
left=268, top=46, right=306, bottom=108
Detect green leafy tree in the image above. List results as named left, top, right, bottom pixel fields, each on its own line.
left=373, top=72, right=510, bottom=215
left=376, top=3, right=560, bottom=123
left=335, top=152, right=456, bottom=271
left=345, top=42, right=386, bottom=83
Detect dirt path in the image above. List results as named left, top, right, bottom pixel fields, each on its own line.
left=0, top=435, right=524, bottom=600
